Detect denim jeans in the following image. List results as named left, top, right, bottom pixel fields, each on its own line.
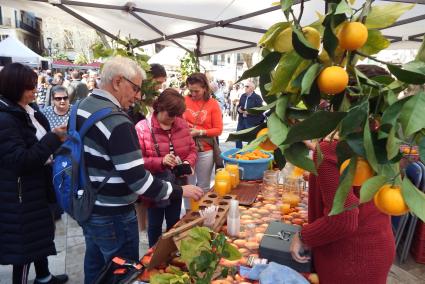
left=147, top=195, right=182, bottom=247
left=81, top=210, right=139, bottom=284
left=236, top=118, right=250, bottom=149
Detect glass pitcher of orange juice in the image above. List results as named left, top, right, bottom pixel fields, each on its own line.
left=225, top=162, right=244, bottom=188
left=282, top=176, right=301, bottom=207
left=215, top=169, right=231, bottom=194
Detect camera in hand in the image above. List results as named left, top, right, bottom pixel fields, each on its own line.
left=172, top=163, right=192, bottom=177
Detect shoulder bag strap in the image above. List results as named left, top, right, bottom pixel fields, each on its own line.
left=146, top=117, right=161, bottom=157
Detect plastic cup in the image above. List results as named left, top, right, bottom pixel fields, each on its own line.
left=190, top=198, right=200, bottom=212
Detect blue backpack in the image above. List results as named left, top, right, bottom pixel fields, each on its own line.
left=52, top=102, right=116, bottom=222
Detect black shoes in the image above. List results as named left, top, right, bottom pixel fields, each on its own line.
left=34, top=274, right=69, bottom=284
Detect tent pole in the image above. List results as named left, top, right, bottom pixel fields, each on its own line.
left=133, top=2, right=308, bottom=48
left=55, top=4, right=120, bottom=41
left=200, top=44, right=257, bottom=57
left=200, top=32, right=256, bottom=45
left=195, top=33, right=201, bottom=70
left=129, top=11, right=191, bottom=53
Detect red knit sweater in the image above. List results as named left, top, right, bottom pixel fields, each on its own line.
left=301, top=141, right=395, bottom=284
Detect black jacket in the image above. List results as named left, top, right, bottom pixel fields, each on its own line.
left=237, top=92, right=264, bottom=127
left=0, top=97, right=62, bottom=265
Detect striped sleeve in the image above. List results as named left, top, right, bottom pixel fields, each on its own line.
left=107, top=121, right=173, bottom=201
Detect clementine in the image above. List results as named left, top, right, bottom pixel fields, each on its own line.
left=338, top=22, right=368, bottom=51
left=317, top=66, right=349, bottom=94
left=373, top=184, right=409, bottom=216
left=256, top=128, right=277, bottom=151
left=339, top=157, right=374, bottom=186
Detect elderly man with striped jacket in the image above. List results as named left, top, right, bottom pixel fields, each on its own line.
left=75, top=56, right=204, bottom=284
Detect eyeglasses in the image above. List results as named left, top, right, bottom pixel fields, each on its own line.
left=54, top=96, right=69, bottom=102
left=123, top=77, right=141, bottom=94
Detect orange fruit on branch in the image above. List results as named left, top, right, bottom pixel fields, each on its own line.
left=338, top=22, right=368, bottom=51
left=373, top=184, right=409, bottom=216
left=317, top=66, right=349, bottom=94
left=339, top=157, right=374, bottom=187
left=256, top=128, right=277, bottom=151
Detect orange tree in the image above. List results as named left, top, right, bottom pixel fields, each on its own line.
left=91, top=37, right=158, bottom=115
left=227, top=0, right=425, bottom=221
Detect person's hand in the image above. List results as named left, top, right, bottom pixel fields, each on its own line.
left=243, top=110, right=249, bottom=116
left=162, top=153, right=177, bottom=168
left=182, top=184, right=204, bottom=200
left=52, top=125, right=67, bottom=142
left=290, top=233, right=310, bottom=263
left=237, top=106, right=243, bottom=113
left=190, top=128, right=202, bottom=137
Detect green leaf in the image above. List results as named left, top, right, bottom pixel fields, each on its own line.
left=223, top=242, right=242, bottom=261
left=241, top=134, right=268, bottom=152
left=238, top=52, right=282, bottom=82
left=259, top=73, right=277, bottom=104
left=226, top=123, right=266, bottom=142
left=322, top=13, right=345, bottom=59
left=284, top=111, right=347, bottom=144
left=402, top=177, right=425, bottom=223
left=276, top=95, right=289, bottom=121
left=269, top=51, right=304, bottom=95
left=387, top=62, right=425, bottom=85
left=268, top=113, right=288, bottom=146
left=274, top=147, right=286, bottom=169
left=386, top=126, right=401, bottom=160
left=365, top=3, right=415, bottom=29
left=335, top=0, right=352, bottom=16
left=381, top=96, right=412, bottom=133
left=419, top=136, right=425, bottom=162
left=416, top=36, right=425, bottom=63
left=329, top=158, right=356, bottom=215
left=247, top=101, right=277, bottom=115
left=359, top=29, right=390, bottom=56
left=281, top=0, right=294, bottom=12
left=259, top=22, right=291, bottom=48
left=286, top=107, right=314, bottom=120
left=359, top=175, right=387, bottom=203
left=346, top=132, right=366, bottom=157
left=363, top=119, right=379, bottom=173
left=399, top=91, right=425, bottom=136
left=292, top=29, right=319, bottom=59
left=340, top=100, right=368, bottom=137
left=284, top=142, right=317, bottom=174
left=301, top=63, right=321, bottom=95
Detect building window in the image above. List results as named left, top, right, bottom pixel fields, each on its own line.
left=64, top=29, right=74, bottom=50
left=0, top=7, right=3, bottom=25
left=0, top=34, right=9, bottom=41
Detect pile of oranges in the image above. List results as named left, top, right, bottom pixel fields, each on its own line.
left=228, top=149, right=269, bottom=161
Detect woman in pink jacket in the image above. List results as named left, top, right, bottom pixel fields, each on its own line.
left=135, top=88, right=197, bottom=247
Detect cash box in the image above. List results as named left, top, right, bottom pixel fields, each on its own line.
left=259, top=221, right=312, bottom=272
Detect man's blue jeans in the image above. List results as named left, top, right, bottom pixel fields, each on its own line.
left=81, top=210, right=139, bottom=284
left=236, top=118, right=250, bottom=149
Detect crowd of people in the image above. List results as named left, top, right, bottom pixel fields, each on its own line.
left=0, top=55, right=396, bottom=284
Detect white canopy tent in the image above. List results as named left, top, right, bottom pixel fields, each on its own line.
left=0, top=36, right=46, bottom=65
left=0, top=0, right=424, bottom=56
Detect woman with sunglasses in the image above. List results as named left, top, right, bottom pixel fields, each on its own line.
left=135, top=88, right=197, bottom=247
left=0, top=63, right=68, bottom=283
left=41, top=86, right=71, bottom=129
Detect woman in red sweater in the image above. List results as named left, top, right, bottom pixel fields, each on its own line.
left=135, top=88, right=197, bottom=247
left=183, top=73, right=223, bottom=192
left=290, top=140, right=395, bottom=284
